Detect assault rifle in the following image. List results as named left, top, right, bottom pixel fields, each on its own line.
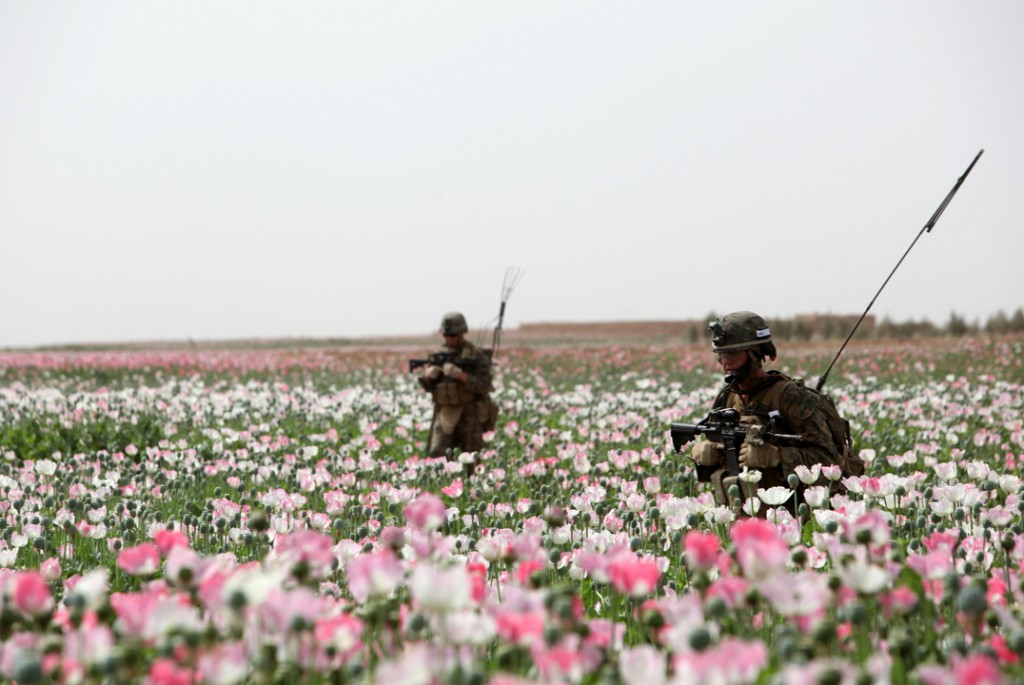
left=671, top=408, right=801, bottom=477
left=408, top=352, right=484, bottom=373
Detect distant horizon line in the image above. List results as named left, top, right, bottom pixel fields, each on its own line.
left=5, top=309, right=1023, bottom=352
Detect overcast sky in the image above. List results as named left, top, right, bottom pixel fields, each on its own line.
left=2, top=2, right=1022, bottom=348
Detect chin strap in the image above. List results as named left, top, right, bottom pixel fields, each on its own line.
left=723, top=356, right=754, bottom=386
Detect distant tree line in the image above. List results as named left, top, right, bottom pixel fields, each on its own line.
left=938, top=308, right=1024, bottom=338
left=686, top=309, right=1024, bottom=342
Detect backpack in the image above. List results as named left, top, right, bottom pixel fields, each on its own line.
left=796, top=377, right=863, bottom=477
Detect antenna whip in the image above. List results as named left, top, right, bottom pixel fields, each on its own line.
left=816, top=149, right=984, bottom=392
left=491, top=267, right=525, bottom=361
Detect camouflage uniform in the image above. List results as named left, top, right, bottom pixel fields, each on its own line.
left=694, top=311, right=851, bottom=509
left=696, top=371, right=844, bottom=499
left=419, top=338, right=494, bottom=459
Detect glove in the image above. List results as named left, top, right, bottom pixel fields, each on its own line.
left=739, top=441, right=781, bottom=468
left=421, top=365, right=443, bottom=381
left=738, top=414, right=760, bottom=428
left=690, top=440, right=724, bottom=466
left=442, top=362, right=467, bottom=382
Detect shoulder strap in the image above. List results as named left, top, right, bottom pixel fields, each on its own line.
left=714, top=371, right=789, bottom=409
left=746, top=371, right=792, bottom=413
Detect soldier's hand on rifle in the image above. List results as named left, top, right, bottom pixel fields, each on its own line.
left=422, top=365, right=443, bottom=381
left=442, top=362, right=468, bottom=382
left=739, top=441, right=781, bottom=468
left=690, top=440, right=724, bottom=466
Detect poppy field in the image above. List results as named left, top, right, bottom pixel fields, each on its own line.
left=1, top=336, right=1023, bottom=685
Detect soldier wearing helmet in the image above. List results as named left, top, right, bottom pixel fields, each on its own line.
left=418, top=311, right=495, bottom=468
left=689, top=311, right=847, bottom=512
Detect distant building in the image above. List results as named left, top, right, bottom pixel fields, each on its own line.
left=517, top=320, right=693, bottom=338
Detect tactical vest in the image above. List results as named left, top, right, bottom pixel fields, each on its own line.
left=714, top=372, right=862, bottom=477
left=433, top=380, right=477, bottom=406
left=431, top=345, right=484, bottom=407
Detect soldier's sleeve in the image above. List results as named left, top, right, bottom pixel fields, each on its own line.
left=776, top=384, right=842, bottom=472
left=462, top=348, right=493, bottom=395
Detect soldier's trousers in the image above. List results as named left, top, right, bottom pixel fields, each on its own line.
left=427, top=405, right=484, bottom=460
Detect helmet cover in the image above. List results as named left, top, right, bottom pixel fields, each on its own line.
left=708, top=311, right=772, bottom=352
left=440, top=311, right=469, bottom=336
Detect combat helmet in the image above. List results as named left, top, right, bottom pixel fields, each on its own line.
left=440, top=311, right=469, bottom=336
left=708, top=311, right=777, bottom=360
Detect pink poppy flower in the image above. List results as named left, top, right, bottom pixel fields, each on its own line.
left=117, top=543, right=162, bottom=577
left=916, top=664, right=955, bottom=685
left=39, top=557, right=62, bottom=583
left=345, top=548, right=404, bottom=603
left=672, top=637, right=768, bottom=684
left=441, top=478, right=463, bottom=497
left=603, top=510, right=625, bottom=533
left=757, top=571, right=831, bottom=628
left=63, top=568, right=109, bottom=611
left=62, top=619, right=115, bottom=670
left=197, top=642, right=249, bottom=685
left=197, top=562, right=235, bottom=612
left=730, top=518, right=790, bottom=581
left=532, top=639, right=586, bottom=683
left=706, top=575, right=750, bottom=608
left=879, top=586, right=919, bottom=618
left=2, top=632, right=42, bottom=678
left=988, top=634, right=1019, bottom=666
left=403, top=493, right=447, bottom=532
left=843, top=510, right=891, bottom=549
left=608, top=553, right=661, bottom=598
left=583, top=618, right=622, bottom=650
left=907, top=549, right=954, bottom=580
left=323, top=490, right=352, bottom=516
left=820, top=464, right=843, bottom=482
left=440, top=608, right=497, bottom=646
left=987, top=577, right=1008, bottom=607
left=314, top=613, right=364, bottom=656
left=476, top=532, right=514, bottom=562
left=146, top=657, right=196, bottom=685
left=952, top=652, right=1003, bottom=685
left=145, top=596, right=204, bottom=642
left=921, top=530, right=960, bottom=553
left=515, top=559, right=545, bottom=586
left=163, top=545, right=204, bottom=587
left=154, top=529, right=190, bottom=556
left=12, top=570, right=54, bottom=617
left=258, top=586, right=326, bottom=634
left=379, top=526, right=407, bottom=551
left=683, top=531, right=721, bottom=573
left=274, top=529, right=336, bottom=580
left=110, top=591, right=165, bottom=638
left=466, top=562, right=488, bottom=604
left=495, top=609, right=546, bottom=646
